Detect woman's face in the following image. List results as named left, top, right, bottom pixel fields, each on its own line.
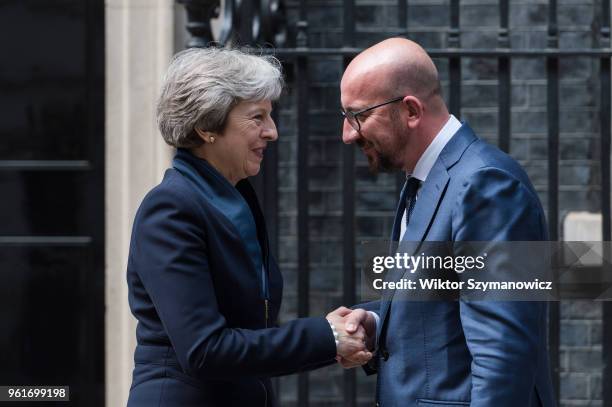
left=211, top=99, right=278, bottom=184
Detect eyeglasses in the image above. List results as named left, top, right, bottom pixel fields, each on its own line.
left=340, top=96, right=404, bottom=132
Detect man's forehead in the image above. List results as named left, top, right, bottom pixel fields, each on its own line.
left=341, top=72, right=389, bottom=109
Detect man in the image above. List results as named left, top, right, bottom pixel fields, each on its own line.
left=339, top=38, right=556, bottom=406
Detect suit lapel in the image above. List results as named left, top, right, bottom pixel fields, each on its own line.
left=404, top=162, right=449, bottom=243
left=390, top=181, right=408, bottom=243
left=378, top=163, right=450, bottom=332
left=377, top=123, right=478, bottom=336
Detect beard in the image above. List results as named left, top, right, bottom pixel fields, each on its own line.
left=359, top=139, right=395, bottom=174
left=366, top=147, right=395, bottom=174
left=357, top=120, right=403, bottom=174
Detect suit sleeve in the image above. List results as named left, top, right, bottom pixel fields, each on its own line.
left=451, top=167, right=548, bottom=407
left=353, top=300, right=380, bottom=314
left=129, top=187, right=337, bottom=380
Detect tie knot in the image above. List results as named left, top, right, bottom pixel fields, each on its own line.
left=406, top=177, right=420, bottom=196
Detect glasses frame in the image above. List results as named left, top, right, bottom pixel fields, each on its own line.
left=340, top=96, right=405, bottom=132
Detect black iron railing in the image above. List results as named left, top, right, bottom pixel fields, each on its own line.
left=177, top=1, right=612, bottom=405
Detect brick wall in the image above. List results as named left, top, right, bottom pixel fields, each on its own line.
left=274, top=1, right=605, bottom=405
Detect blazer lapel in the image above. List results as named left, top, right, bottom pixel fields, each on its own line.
left=172, top=150, right=265, bottom=284
left=377, top=122, right=479, bottom=335
left=390, top=180, right=409, bottom=243
left=378, top=164, right=450, bottom=333
left=404, top=162, right=450, bottom=243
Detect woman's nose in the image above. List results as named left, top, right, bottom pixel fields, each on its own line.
left=262, top=117, right=278, bottom=141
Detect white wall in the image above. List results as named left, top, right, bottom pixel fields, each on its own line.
left=105, top=0, right=174, bottom=405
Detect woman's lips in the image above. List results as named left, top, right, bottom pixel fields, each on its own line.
left=252, top=147, right=265, bottom=159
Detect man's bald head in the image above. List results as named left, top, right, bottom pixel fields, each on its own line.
left=342, top=38, right=443, bottom=107
left=340, top=38, right=449, bottom=174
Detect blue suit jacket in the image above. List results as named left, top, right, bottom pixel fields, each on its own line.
left=368, top=123, right=556, bottom=407
left=126, top=150, right=336, bottom=407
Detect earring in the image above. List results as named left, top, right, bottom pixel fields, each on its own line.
left=209, top=136, right=215, bottom=144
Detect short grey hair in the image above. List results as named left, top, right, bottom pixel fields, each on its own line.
left=157, top=47, right=284, bottom=148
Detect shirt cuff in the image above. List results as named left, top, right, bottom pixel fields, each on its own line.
left=367, top=311, right=380, bottom=351
left=327, top=319, right=339, bottom=351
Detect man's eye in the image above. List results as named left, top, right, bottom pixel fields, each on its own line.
left=253, top=114, right=264, bottom=121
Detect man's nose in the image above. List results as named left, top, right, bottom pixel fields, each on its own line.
left=342, top=120, right=360, bottom=144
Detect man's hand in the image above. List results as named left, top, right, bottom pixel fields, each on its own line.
left=326, top=307, right=375, bottom=368
left=336, top=308, right=377, bottom=368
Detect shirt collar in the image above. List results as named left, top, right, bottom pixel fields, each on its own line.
left=410, top=114, right=461, bottom=182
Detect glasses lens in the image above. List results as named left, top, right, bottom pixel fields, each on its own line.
left=340, top=109, right=360, bottom=131
left=346, top=114, right=359, bottom=131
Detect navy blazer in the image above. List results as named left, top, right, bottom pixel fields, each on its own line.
left=126, top=149, right=336, bottom=407
left=367, top=123, right=556, bottom=407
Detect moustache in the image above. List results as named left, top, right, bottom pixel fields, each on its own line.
left=356, top=138, right=375, bottom=150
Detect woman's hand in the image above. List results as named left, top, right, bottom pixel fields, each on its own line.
left=326, top=307, right=374, bottom=367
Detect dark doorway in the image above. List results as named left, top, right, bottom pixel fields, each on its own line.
left=0, top=1, right=105, bottom=406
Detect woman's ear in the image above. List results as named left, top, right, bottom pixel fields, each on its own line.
left=195, top=128, right=217, bottom=144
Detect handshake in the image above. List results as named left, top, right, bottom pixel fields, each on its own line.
left=325, top=307, right=377, bottom=368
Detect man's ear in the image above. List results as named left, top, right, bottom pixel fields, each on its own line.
left=402, top=96, right=424, bottom=129
left=195, top=128, right=217, bottom=144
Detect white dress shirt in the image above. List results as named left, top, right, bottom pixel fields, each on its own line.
left=399, top=114, right=461, bottom=240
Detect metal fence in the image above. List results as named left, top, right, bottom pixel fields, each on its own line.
left=178, top=0, right=612, bottom=405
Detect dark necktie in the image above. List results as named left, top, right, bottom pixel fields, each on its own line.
left=404, top=177, right=420, bottom=229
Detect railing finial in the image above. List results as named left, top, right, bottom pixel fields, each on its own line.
left=177, top=0, right=220, bottom=48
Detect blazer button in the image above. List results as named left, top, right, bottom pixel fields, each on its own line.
left=375, top=403, right=380, bottom=407
left=381, top=349, right=390, bottom=361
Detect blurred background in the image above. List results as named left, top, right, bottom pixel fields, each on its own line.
left=0, top=0, right=610, bottom=406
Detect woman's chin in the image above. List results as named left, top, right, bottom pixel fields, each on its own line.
left=246, top=165, right=262, bottom=178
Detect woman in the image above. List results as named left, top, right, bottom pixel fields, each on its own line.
left=126, top=48, right=369, bottom=406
